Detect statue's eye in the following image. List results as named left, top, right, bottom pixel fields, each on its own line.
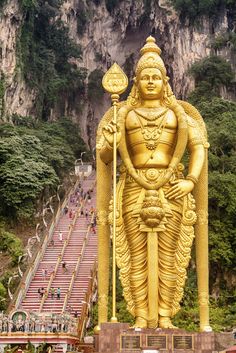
left=153, top=75, right=161, bottom=80
left=141, top=75, right=149, bottom=80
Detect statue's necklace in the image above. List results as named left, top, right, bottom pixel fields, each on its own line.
left=134, top=107, right=168, bottom=121
left=135, top=109, right=167, bottom=150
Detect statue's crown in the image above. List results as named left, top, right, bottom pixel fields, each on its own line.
left=140, top=36, right=162, bottom=56
left=136, top=36, right=166, bottom=77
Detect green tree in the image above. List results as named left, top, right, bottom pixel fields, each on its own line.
left=189, top=56, right=233, bottom=102
left=0, top=119, right=87, bottom=221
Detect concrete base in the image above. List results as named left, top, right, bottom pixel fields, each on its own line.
left=94, top=323, right=236, bottom=353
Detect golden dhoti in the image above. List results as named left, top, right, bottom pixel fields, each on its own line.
left=114, top=168, right=196, bottom=327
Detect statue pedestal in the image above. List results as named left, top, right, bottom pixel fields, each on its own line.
left=94, top=323, right=235, bottom=353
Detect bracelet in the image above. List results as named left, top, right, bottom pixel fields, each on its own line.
left=186, top=174, right=198, bottom=184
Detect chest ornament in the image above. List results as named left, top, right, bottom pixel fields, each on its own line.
left=134, top=109, right=168, bottom=150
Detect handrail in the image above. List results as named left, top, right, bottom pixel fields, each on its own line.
left=77, top=262, right=97, bottom=340
left=61, top=177, right=96, bottom=313
left=39, top=190, right=85, bottom=312
left=61, top=210, right=94, bottom=313
left=9, top=177, right=82, bottom=313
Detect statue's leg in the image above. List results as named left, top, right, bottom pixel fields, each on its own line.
left=158, top=198, right=183, bottom=328
left=123, top=183, right=148, bottom=328
left=124, top=213, right=148, bottom=327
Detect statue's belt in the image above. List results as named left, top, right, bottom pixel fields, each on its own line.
left=125, top=167, right=183, bottom=184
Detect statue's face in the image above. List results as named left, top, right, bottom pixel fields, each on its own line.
left=137, top=68, right=163, bottom=100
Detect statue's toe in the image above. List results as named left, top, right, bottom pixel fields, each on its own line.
left=159, top=317, right=178, bottom=329
left=131, top=317, right=147, bottom=329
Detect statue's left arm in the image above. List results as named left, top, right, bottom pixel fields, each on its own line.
left=186, top=115, right=205, bottom=183
left=166, top=116, right=205, bottom=200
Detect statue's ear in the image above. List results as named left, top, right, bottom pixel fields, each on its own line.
left=133, top=76, right=137, bottom=84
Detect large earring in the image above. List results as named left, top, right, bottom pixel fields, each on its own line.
left=127, top=83, right=140, bottom=107
left=162, top=80, right=173, bottom=106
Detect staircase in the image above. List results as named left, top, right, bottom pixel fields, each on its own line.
left=20, top=175, right=97, bottom=317
left=67, top=231, right=97, bottom=315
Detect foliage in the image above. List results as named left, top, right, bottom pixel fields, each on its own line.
left=173, top=278, right=236, bottom=331
left=193, top=98, right=236, bottom=278
left=0, top=270, right=16, bottom=311
left=0, top=119, right=87, bottom=221
left=0, top=0, right=6, bottom=9
left=91, top=0, right=102, bottom=5
left=0, top=227, right=24, bottom=265
left=18, top=0, right=86, bottom=118
left=76, top=2, right=89, bottom=35
left=94, top=52, right=103, bottom=62
left=172, top=266, right=199, bottom=330
left=105, top=0, right=119, bottom=13
left=188, top=56, right=234, bottom=104
left=0, top=282, right=6, bottom=310
left=87, top=69, right=105, bottom=102
left=25, top=341, right=35, bottom=353
left=20, top=0, right=38, bottom=12
left=211, top=31, right=236, bottom=51
left=189, top=55, right=233, bottom=92
left=169, top=0, right=232, bottom=21
left=0, top=131, right=58, bottom=221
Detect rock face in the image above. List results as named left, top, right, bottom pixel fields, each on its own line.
left=0, top=0, right=235, bottom=144
left=0, top=1, right=36, bottom=121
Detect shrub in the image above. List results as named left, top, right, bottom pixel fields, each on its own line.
left=0, top=228, right=24, bottom=265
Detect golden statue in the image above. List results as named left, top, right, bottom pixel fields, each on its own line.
left=96, top=36, right=211, bottom=331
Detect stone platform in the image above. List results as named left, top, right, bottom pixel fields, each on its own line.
left=94, top=323, right=236, bottom=353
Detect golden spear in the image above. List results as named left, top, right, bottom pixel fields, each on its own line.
left=102, top=63, right=128, bottom=322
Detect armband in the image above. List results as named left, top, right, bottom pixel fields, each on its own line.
left=186, top=174, right=198, bottom=184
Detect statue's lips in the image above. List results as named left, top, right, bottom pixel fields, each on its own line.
left=147, top=86, right=155, bottom=91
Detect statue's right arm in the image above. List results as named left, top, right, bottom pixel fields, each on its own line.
left=99, top=107, right=126, bottom=164
left=99, top=140, right=114, bottom=164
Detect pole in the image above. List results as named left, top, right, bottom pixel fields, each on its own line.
left=101, top=63, right=128, bottom=326
left=194, top=151, right=211, bottom=331
left=110, top=95, right=119, bottom=323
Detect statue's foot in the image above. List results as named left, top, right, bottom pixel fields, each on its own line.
left=148, top=319, right=158, bottom=329
left=159, top=316, right=178, bottom=329
left=132, top=317, right=147, bottom=329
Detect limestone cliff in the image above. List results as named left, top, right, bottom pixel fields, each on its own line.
left=0, top=0, right=235, bottom=145
left=0, top=1, right=36, bottom=120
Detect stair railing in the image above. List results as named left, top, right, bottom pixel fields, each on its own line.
left=39, top=194, right=85, bottom=312
left=61, top=210, right=94, bottom=313
left=39, top=175, right=93, bottom=312
left=9, top=176, right=83, bottom=312
left=77, top=261, right=97, bottom=340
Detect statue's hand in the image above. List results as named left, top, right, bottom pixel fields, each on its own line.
left=165, top=180, right=194, bottom=200
left=102, top=120, right=121, bottom=147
